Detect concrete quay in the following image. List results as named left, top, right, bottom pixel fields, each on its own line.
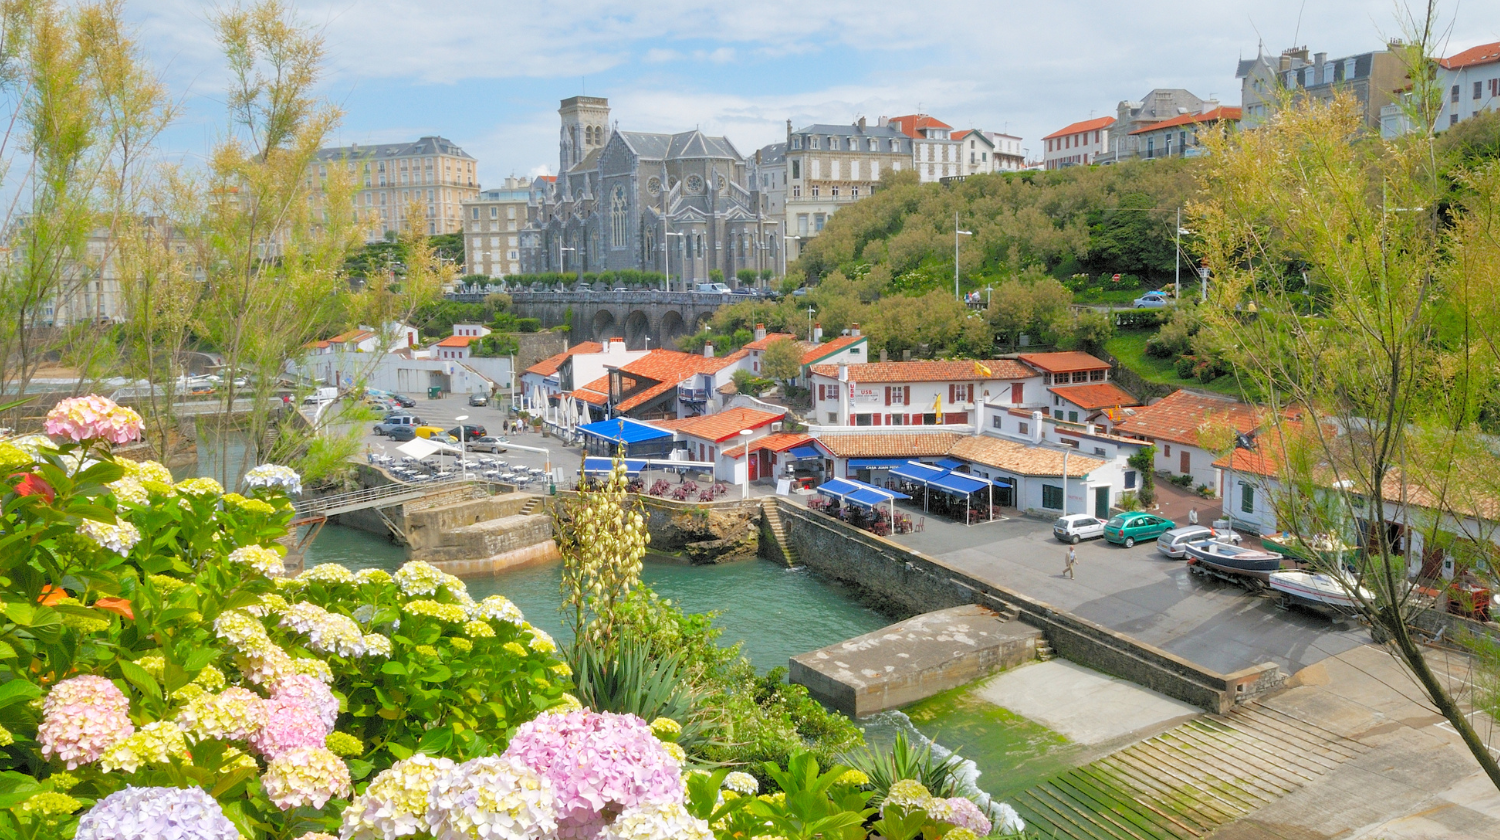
left=789, top=605, right=1042, bottom=717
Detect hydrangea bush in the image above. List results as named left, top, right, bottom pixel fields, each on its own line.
left=0, top=397, right=1016, bottom=839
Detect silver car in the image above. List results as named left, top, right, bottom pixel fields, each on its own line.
left=1053, top=513, right=1107, bottom=544
left=466, top=436, right=509, bottom=453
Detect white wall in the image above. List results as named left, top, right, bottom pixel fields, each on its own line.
left=1154, top=440, right=1219, bottom=494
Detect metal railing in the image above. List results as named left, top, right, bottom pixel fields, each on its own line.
left=292, top=477, right=476, bottom=522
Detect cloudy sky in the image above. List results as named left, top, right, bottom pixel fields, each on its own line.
left=132, top=1, right=1496, bottom=179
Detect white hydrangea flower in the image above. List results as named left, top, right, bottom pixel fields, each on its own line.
left=425, top=755, right=557, bottom=840
left=393, top=561, right=445, bottom=597
left=244, top=463, right=303, bottom=495
left=342, top=754, right=457, bottom=840
left=362, top=634, right=393, bottom=658
left=78, top=518, right=141, bottom=555
left=473, top=595, right=525, bottom=625
left=599, top=801, right=712, bottom=840
left=228, top=545, right=285, bottom=578
left=300, top=563, right=354, bottom=584
left=724, top=771, right=758, bottom=795
left=108, top=476, right=149, bottom=506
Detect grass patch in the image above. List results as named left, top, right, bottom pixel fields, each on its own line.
left=1074, top=287, right=1147, bottom=304
left=1106, top=332, right=1243, bottom=398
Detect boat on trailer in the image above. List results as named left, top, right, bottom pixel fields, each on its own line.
left=1185, top=539, right=1285, bottom=589
left=1268, top=570, right=1369, bottom=618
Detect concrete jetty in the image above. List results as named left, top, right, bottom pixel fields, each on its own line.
left=789, top=605, right=1042, bottom=717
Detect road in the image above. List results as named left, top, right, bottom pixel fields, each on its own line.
left=886, top=511, right=1368, bottom=675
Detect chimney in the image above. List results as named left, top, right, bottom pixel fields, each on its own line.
left=838, top=362, right=849, bottom=382
left=754, top=323, right=767, bottom=342
left=813, top=323, right=823, bottom=342
left=903, top=349, right=911, bottom=361
left=1031, top=411, right=1045, bottom=445
left=878, top=116, right=889, bottom=127
left=880, top=348, right=888, bottom=362
left=851, top=323, right=861, bottom=336
left=703, top=341, right=714, bottom=359
left=1314, top=51, right=1327, bottom=67
left=858, top=116, right=867, bottom=130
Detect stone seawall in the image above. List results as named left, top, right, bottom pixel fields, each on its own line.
left=775, top=500, right=1284, bottom=714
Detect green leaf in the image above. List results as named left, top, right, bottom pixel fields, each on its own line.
left=380, top=661, right=408, bottom=676
left=1, top=603, right=34, bottom=627
left=386, top=742, right=414, bottom=760
left=184, top=647, right=221, bottom=672
left=419, top=664, right=452, bottom=683
left=0, top=680, right=41, bottom=710
left=118, top=659, right=161, bottom=700
left=417, top=725, right=454, bottom=754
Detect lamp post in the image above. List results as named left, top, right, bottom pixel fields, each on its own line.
left=454, top=414, right=469, bottom=477
left=806, top=305, right=816, bottom=342
left=739, top=429, right=755, bottom=500
left=954, top=212, right=973, bottom=302
left=664, top=232, right=685, bottom=292
left=783, top=234, right=801, bottom=283
left=559, top=245, right=577, bottom=287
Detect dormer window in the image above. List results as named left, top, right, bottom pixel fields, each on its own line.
left=829, top=137, right=839, bottom=150
left=791, top=136, right=802, bottom=150
left=810, top=136, right=820, bottom=150
left=868, top=139, right=877, bottom=151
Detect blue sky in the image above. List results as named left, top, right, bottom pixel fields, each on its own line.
left=132, top=1, right=1497, bottom=180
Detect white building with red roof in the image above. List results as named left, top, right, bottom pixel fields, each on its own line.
left=1129, top=106, right=1241, bottom=160
left=1113, top=389, right=1264, bottom=492
left=887, top=113, right=961, bottom=182
left=1043, top=116, right=1114, bottom=170
left=1439, top=41, right=1500, bottom=129
left=807, top=358, right=1036, bottom=431
left=654, top=406, right=787, bottom=483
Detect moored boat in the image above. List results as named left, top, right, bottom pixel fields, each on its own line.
left=1184, top=539, right=1285, bottom=583
left=1269, top=570, right=1369, bottom=615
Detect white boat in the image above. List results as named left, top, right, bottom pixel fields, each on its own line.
left=1268, top=570, right=1370, bottom=615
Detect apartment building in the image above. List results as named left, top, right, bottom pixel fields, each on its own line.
left=311, top=136, right=479, bottom=241
left=46, top=219, right=195, bottom=327
left=1237, top=44, right=1408, bottom=131
left=1042, top=116, right=1114, bottom=170
left=1129, top=106, right=1242, bottom=160
left=807, top=358, right=1035, bottom=429
left=781, top=118, right=910, bottom=257
left=1437, top=42, right=1500, bottom=129
left=887, top=114, right=960, bottom=182
left=462, top=177, right=531, bottom=278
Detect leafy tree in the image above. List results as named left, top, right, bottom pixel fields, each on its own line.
left=1126, top=445, right=1156, bottom=508
left=428, top=231, right=464, bottom=265
left=1193, top=15, right=1500, bottom=790
left=761, top=337, right=804, bottom=390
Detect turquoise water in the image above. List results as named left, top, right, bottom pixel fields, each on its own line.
left=301, top=525, right=890, bottom=673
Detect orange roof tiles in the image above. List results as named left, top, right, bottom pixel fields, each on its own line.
left=1113, top=390, right=1261, bottom=448
left=949, top=436, right=1103, bottom=477
left=1043, top=116, right=1115, bottom=141
left=814, top=432, right=964, bottom=458
left=744, top=333, right=800, bottom=352
left=617, top=350, right=724, bottom=383
left=1129, top=106, right=1242, bottom=135
left=888, top=114, right=953, bottom=138
left=670, top=407, right=785, bottom=443
left=1048, top=382, right=1140, bottom=411
left=525, top=342, right=603, bottom=377
left=329, top=329, right=375, bottom=344
left=1442, top=41, right=1500, bottom=70
left=1017, top=351, right=1110, bottom=373
left=801, top=335, right=866, bottom=365
left=615, top=382, right=677, bottom=413
left=808, top=359, right=1032, bottom=383
left=723, top=432, right=812, bottom=458
left=435, top=335, right=478, bottom=348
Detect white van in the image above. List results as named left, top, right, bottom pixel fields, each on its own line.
left=694, top=282, right=732, bottom=294
left=302, top=387, right=338, bottom=405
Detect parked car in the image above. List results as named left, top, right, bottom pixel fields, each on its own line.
left=1103, top=512, right=1177, bottom=547
left=302, top=386, right=338, bottom=405
left=386, top=425, right=416, bottom=442
left=1053, top=513, right=1108, bottom=544
left=429, top=433, right=460, bottom=446
left=468, top=393, right=489, bottom=407
left=731, top=287, right=759, bottom=297
left=694, top=282, right=732, bottom=294
left=413, top=425, right=447, bottom=439
left=1158, top=525, right=1243, bottom=558
left=467, top=436, right=509, bottom=453
left=447, top=424, right=487, bottom=440
left=388, top=393, right=417, bottom=408
left=1133, top=292, right=1171, bottom=309
left=373, top=415, right=421, bottom=436
left=364, top=396, right=396, bottom=412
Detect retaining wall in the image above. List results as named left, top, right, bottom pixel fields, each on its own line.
left=775, top=499, right=1285, bottom=714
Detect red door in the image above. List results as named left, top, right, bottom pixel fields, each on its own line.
left=749, top=452, right=760, bottom=481
left=1180, top=450, right=1191, bottom=475
left=1011, top=383, right=1024, bottom=404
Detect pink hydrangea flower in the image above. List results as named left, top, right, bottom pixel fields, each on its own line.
left=249, top=694, right=329, bottom=759
left=38, top=675, right=135, bottom=769
left=502, top=710, right=683, bottom=837
left=44, top=395, right=143, bottom=445
left=934, top=797, right=992, bottom=836
left=273, top=673, right=339, bottom=731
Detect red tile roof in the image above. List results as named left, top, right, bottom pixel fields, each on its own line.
left=616, top=381, right=677, bottom=413
left=435, top=335, right=477, bottom=348
left=1017, top=351, right=1110, bottom=373
left=618, top=350, right=725, bottom=383
left=329, top=329, right=375, bottom=344
left=888, top=114, right=953, bottom=138
left=525, top=342, right=603, bottom=377
left=949, top=436, right=1104, bottom=477
left=744, top=333, right=800, bottom=352
left=808, top=359, right=1032, bottom=383
left=723, top=432, right=812, bottom=458
left=1048, top=382, right=1140, bottom=411
left=1129, top=106, right=1242, bottom=135
left=670, top=407, right=786, bottom=443
left=572, top=383, right=609, bottom=405
left=1113, top=390, right=1261, bottom=448
left=1442, top=41, right=1500, bottom=70
left=1043, top=116, right=1115, bottom=141
left=813, top=432, right=964, bottom=458
left=951, top=129, right=974, bottom=141
left=801, top=335, right=866, bottom=365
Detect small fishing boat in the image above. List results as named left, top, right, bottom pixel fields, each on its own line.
left=1185, top=539, right=1285, bottom=586
left=1269, top=570, right=1370, bottom=617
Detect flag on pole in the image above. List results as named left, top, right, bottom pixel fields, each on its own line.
left=974, top=361, right=992, bottom=377
left=932, top=393, right=943, bottom=417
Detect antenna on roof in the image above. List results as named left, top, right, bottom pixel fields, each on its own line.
left=1292, top=0, right=1307, bottom=50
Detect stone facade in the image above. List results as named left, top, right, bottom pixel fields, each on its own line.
left=312, top=136, right=479, bottom=241
left=462, top=177, right=531, bottom=277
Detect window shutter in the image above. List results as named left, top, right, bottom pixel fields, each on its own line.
left=873, top=413, right=882, bottom=426
left=885, top=386, right=891, bottom=406
left=949, top=384, right=956, bottom=403
left=904, top=386, right=911, bottom=405
left=818, top=384, right=825, bottom=401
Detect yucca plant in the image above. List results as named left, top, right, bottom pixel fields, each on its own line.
left=568, top=637, right=720, bottom=751
left=845, top=730, right=965, bottom=806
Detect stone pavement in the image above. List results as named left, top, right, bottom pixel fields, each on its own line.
left=975, top=659, right=1199, bottom=747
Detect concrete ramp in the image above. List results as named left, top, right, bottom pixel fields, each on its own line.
left=789, top=605, right=1042, bottom=718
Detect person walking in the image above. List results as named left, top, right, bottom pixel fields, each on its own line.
left=1189, top=507, right=1199, bottom=526
left=1064, top=544, right=1077, bottom=579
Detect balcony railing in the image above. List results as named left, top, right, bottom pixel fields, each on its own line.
left=677, top=387, right=708, bottom=402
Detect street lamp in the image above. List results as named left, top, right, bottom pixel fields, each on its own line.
left=664, top=232, right=685, bottom=292
left=559, top=245, right=577, bottom=287
left=454, top=414, right=469, bottom=477
left=954, top=212, right=973, bottom=302
left=784, top=234, right=802, bottom=275
left=806, top=305, right=816, bottom=342
left=739, top=429, right=755, bottom=500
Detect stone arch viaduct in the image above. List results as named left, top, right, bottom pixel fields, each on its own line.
left=503, top=290, right=736, bottom=350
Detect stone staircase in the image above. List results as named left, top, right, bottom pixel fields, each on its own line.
left=518, top=496, right=544, bottom=517
left=1010, top=703, right=1368, bottom=839
left=760, top=500, right=799, bottom=566
left=1035, top=639, right=1056, bottom=662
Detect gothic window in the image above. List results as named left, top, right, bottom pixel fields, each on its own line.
left=610, top=186, right=628, bottom=248
left=647, top=177, right=662, bottom=196
left=685, top=175, right=705, bottom=194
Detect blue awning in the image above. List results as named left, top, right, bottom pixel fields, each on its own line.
left=583, top=457, right=647, bottom=476
left=816, top=478, right=863, bottom=500
left=818, top=477, right=909, bottom=508
left=578, top=418, right=672, bottom=445
left=931, top=472, right=988, bottom=495
left=890, top=460, right=993, bottom=496
left=891, top=461, right=948, bottom=483
left=848, top=458, right=910, bottom=469
left=787, top=444, right=822, bottom=459
left=936, top=457, right=966, bottom=470
left=847, top=487, right=910, bottom=508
